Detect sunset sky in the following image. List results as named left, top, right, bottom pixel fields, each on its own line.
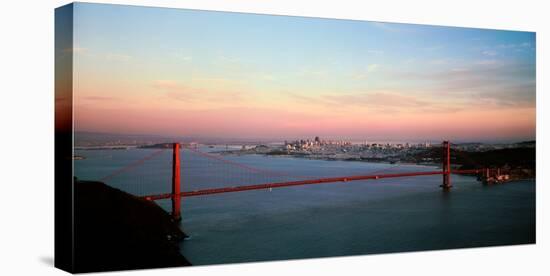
left=71, top=3, right=536, bottom=142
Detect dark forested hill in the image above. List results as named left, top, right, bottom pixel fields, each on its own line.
left=74, top=180, right=191, bottom=273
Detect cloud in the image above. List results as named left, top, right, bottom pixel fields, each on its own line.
left=353, top=64, right=380, bottom=79
left=370, top=22, right=409, bottom=33
left=391, top=59, right=532, bottom=84
left=424, top=45, right=443, bottom=52
left=497, top=42, right=533, bottom=49
left=346, top=58, right=535, bottom=111
left=466, top=83, right=536, bottom=109
left=482, top=50, right=497, bottom=56
left=260, top=74, right=276, bottom=81
left=403, top=58, right=416, bottom=65
left=451, top=68, right=469, bottom=72
left=367, top=64, right=379, bottom=73
left=105, top=53, right=132, bottom=62
left=475, top=59, right=498, bottom=65
left=217, top=55, right=243, bottom=65
left=430, top=58, right=451, bottom=65
left=152, top=80, right=183, bottom=90
left=83, top=96, right=117, bottom=101
left=369, top=22, right=422, bottom=36
left=210, top=54, right=257, bottom=73
left=296, top=67, right=327, bottom=78
left=285, top=92, right=333, bottom=107
left=286, top=90, right=461, bottom=114
left=151, top=79, right=244, bottom=103
left=152, top=80, right=204, bottom=102
left=326, top=92, right=426, bottom=107
left=367, top=50, right=384, bottom=55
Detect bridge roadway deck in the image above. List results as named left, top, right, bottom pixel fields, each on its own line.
left=142, top=169, right=486, bottom=200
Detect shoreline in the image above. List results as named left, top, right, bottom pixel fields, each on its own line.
left=217, top=150, right=535, bottom=182
left=219, top=150, right=443, bottom=168
left=74, top=180, right=191, bottom=272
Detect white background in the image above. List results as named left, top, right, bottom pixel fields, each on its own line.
left=0, top=0, right=548, bottom=275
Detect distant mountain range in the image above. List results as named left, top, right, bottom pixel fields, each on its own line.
left=74, top=131, right=536, bottom=148
left=74, top=131, right=280, bottom=147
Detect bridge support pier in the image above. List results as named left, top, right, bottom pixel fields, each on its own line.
left=441, top=141, right=452, bottom=190
left=171, top=143, right=182, bottom=221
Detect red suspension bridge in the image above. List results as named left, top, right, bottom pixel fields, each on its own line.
left=96, top=141, right=505, bottom=222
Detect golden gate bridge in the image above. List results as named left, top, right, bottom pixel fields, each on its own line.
left=96, top=141, right=505, bottom=222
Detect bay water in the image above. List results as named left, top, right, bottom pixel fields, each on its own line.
left=74, top=146, right=535, bottom=265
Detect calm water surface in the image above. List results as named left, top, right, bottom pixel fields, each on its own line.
left=74, top=146, right=535, bottom=265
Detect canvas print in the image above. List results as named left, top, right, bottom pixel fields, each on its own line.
left=55, top=2, right=536, bottom=273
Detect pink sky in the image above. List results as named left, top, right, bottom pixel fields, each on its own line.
left=72, top=6, right=536, bottom=142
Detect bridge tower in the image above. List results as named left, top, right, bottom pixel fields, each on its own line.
left=171, top=143, right=182, bottom=221
left=441, top=141, right=452, bottom=190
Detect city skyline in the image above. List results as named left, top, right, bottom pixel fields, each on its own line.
left=70, top=3, right=536, bottom=142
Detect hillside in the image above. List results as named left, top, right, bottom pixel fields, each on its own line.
left=74, top=180, right=191, bottom=272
